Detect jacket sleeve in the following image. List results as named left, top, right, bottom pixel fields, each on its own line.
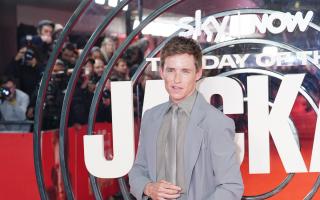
left=208, top=117, right=244, bottom=200
left=128, top=110, right=152, bottom=200
left=16, top=90, right=29, bottom=120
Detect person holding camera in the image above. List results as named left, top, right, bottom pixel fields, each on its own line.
left=0, top=76, right=30, bottom=132
left=59, top=42, right=78, bottom=69
left=36, top=19, right=55, bottom=64
left=5, top=33, right=44, bottom=98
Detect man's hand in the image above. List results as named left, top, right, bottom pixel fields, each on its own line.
left=144, top=180, right=181, bottom=200
left=15, top=47, right=27, bottom=61
left=26, top=107, right=34, bottom=119
left=40, top=35, right=52, bottom=44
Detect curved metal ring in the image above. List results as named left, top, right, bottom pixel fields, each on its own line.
left=203, top=37, right=319, bottom=198
left=32, top=0, right=92, bottom=199
left=57, top=1, right=131, bottom=199
left=218, top=68, right=318, bottom=199
left=44, top=7, right=320, bottom=199
left=217, top=70, right=300, bottom=199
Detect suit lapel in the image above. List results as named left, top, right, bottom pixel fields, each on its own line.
left=184, top=94, right=206, bottom=193
left=147, top=102, right=170, bottom=181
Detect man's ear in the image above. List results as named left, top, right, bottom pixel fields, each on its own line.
left=196, top=67, right=203, bottom=81
left=159, top=66, right=164, bottom=79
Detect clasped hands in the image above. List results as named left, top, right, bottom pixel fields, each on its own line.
left=144, top=180, right=182, bottom=200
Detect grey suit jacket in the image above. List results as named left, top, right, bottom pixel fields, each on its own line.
left=129, top=93, right=244, bottom=200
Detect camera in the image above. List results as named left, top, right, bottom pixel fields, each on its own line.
left=44, top=71, right=67, bottom=130
left=47, top=71, right=67, bottom=101
left=20, top=35, right=39, bottom=66
left=0, top=87, right=11, bottom=101
left=21, top=48, right=35, bottom=65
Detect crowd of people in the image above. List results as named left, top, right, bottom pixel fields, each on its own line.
left=0, top=19, right=152, bottom=131
left=2, top=18, right=320, bottom=133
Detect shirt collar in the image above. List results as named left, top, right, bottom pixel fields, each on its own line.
left=168, top=90, right=198, bottom=116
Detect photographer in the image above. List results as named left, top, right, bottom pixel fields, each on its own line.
left=36, top=19, right=55, bottom=64
left=42, top=59, right=68, bottom=130
left=96, top=78, right=112, bottom=123
left=59, top=42, right=78, bottom=69
left=69, top=69, right=112, bottom=127
left=0, top=76, right=30, bottom=132
left=6, top=37, right=43, bottom=97
left=16, top=19, right=54, bottom=67
left=37, top=20, right=54, bottom=45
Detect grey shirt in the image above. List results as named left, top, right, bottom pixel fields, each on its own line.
left=0, top=89, right=30, bottom=132
left=156, top=90, right=197, bottom=197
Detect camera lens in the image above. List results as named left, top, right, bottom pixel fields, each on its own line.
left=0, top=87, right=11, bottom=100
left=25, top=48, right=34, bottom=61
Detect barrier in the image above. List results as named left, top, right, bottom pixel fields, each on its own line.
left=0, top=122, right=127, bottom=200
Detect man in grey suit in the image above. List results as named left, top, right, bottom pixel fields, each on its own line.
left=129, top=36, right=244, bottom=200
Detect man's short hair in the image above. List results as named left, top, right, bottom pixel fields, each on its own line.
left=0, top=76, right=16, bottom=86
left=37, top=19, right=55, bottom=32
left=62, top=42, right=77, bottom=52
left=160, top=36, right=202, bottom=70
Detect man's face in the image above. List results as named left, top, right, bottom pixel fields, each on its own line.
left=2, top=81, right=16, bottom=101
left=61, top=49, right=76, bottom=65
left=160, top=53, right=202, bottom=104
left=40, top=25, right=53, bottom=37
left=40, top=25, right=53, bottom=44
left=115, top=61, right=128, bottom=74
